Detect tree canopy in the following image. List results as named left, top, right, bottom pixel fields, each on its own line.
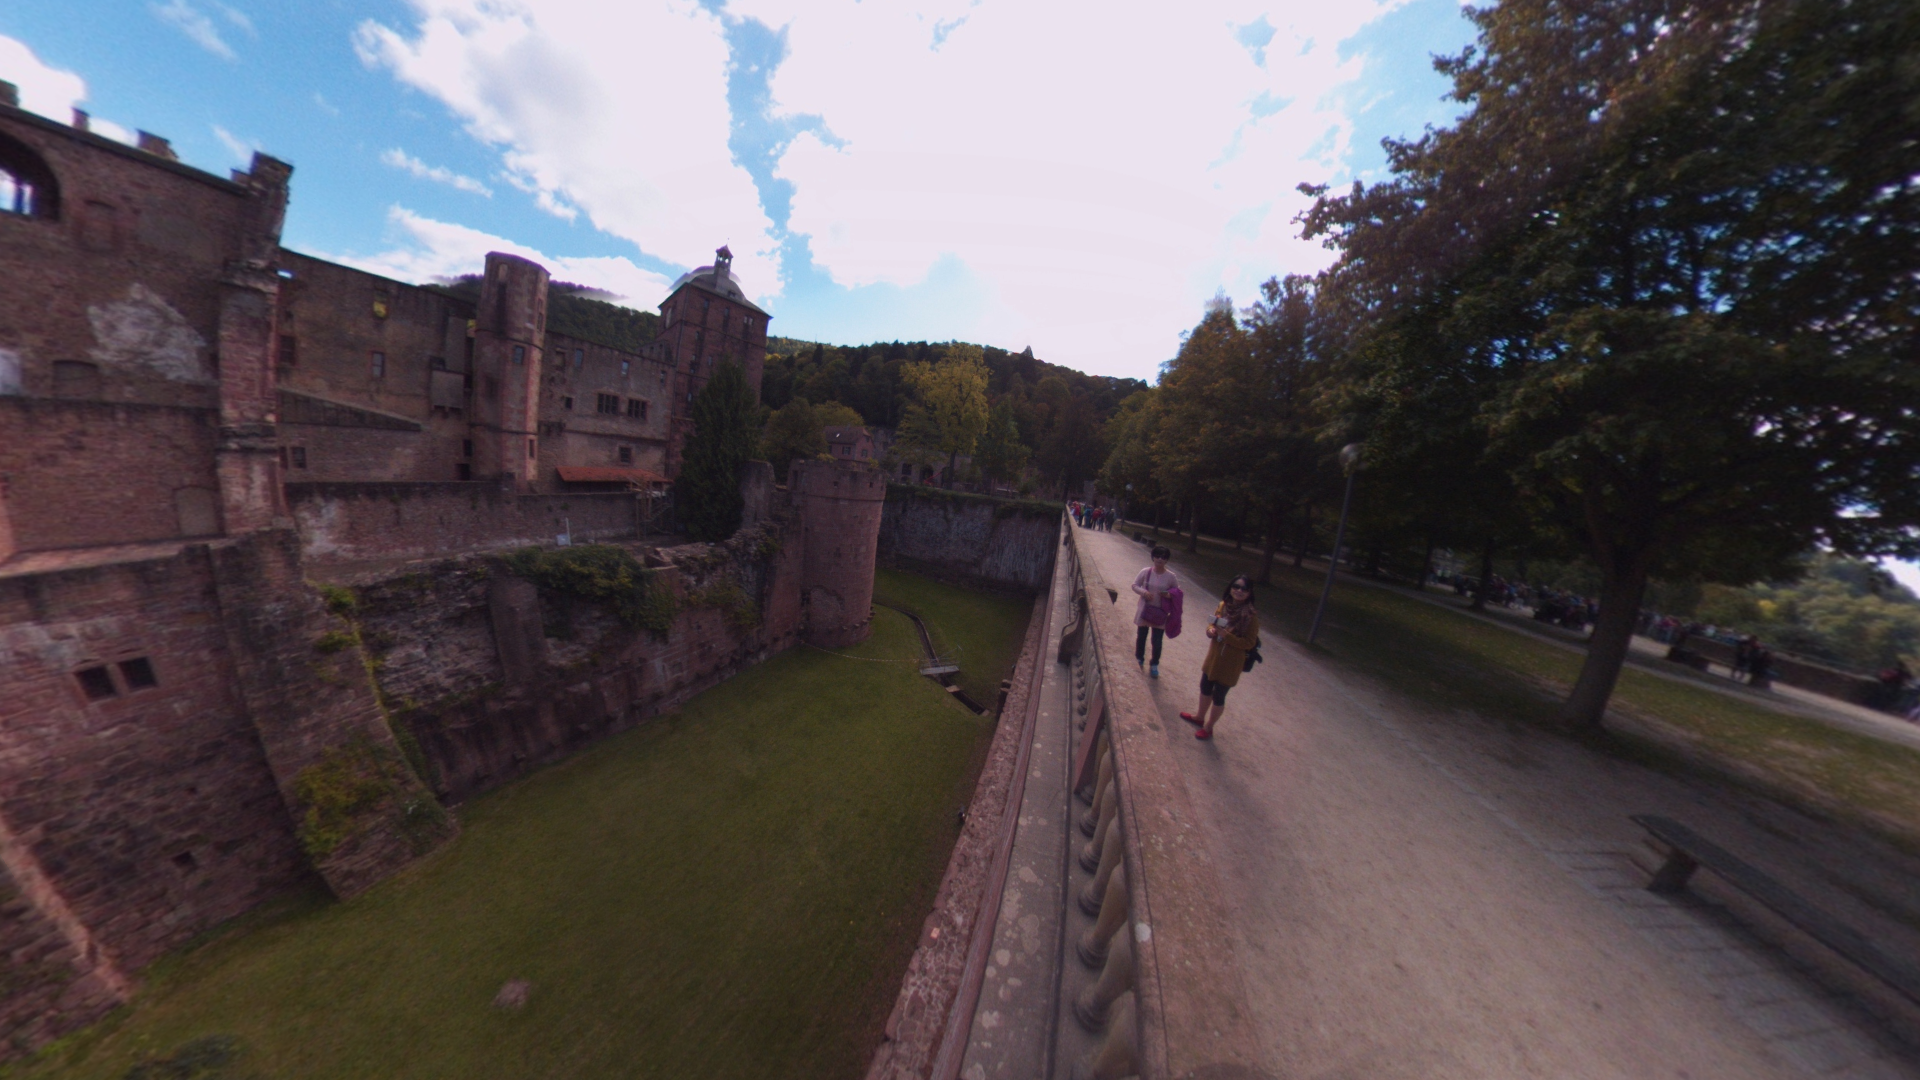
left=678, top=363, right=761, bottom=542
left=1301, top=0, right=1920, bottom=726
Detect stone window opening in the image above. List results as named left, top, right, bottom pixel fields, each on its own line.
left=511, top=345, right=526, bottom=365
left=276, top=334, right=297, bottom=367
left=369, top=350, right=386, bottom=378
left=528, top=438, right=537, bottom=459
left=462, top=440, right=474, bottom=458
left=289, top=446, right=307, bottom=469
left=621, top=360, right=630, bottom=377
left=597, top=393, right=619, bottom=414
left=119, top=657, right=158, bottom=689
left=626, top=398, right=647, bottom=420
left=562, top=395, right=574, bottom=411
left=618, top=445, right=632, bottom=464
left=573, top=348, right=584, bottom=370
left=0, top=133, right=59, bottom=219
left=457, top=463, right=472, bottom=480
left=75, top=665, right=117, bottom=700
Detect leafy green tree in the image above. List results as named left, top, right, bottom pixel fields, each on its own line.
left=1099, top=390, right=1163, bottom=520
left=813, top=401, right=866, bottom=430
left=900, top=344, right=990, bottom=487
left=1305, top=0, right=1920, bottom=728
left=678, top=363, right=760, bottom=541
left=975, top=399, right=1031, bottom=489
left=759, top=397, right=826, bottom=482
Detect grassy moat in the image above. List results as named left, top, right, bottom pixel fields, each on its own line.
left=11, top=572, right=1033, bottom=1080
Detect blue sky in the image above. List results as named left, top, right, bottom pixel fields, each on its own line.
left=1, top=0, right=1474, bottom=381
left=7, top=2, right=1920, bottom=593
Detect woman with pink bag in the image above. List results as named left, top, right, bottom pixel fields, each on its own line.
left=1132, top=545, right=1179, bottom=678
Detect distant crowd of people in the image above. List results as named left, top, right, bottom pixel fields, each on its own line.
left=1070, top=500, right=1116, bottom=531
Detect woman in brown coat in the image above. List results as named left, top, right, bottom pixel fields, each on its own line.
left=1181, top=574, right=1259, bottom=740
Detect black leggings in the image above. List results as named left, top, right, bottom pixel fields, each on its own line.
left=1199, top=673, right=1231, bottom=707
left=1135, top=625, right=1164, bottom=663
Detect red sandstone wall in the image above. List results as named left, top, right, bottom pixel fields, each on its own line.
left=0, top=547, right=312, bottom=983
left=791, top=460, right=886, bottom=647
left=349, top=516, right=807, bottom=803
left=539, top=331, right=674, bottom=482
left=279, top=424, right=434, bottom=484
left=0, top=398, right=221, bottom=553
left=877, top=489, right=1059, bottom=592
left=288, top=483, right=639, bottom=564
left=0, top=107, right=255, bottom=409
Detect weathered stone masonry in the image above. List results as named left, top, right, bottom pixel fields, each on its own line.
left=0, top=89, right=882, bottom=1060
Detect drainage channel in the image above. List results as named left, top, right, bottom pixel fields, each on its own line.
left=873, top=600, right=988, bottom=714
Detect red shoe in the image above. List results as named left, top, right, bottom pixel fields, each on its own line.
left=1194, top=728, right=1212, bottom=740
left=1179, top=711, right=1202, bottom=726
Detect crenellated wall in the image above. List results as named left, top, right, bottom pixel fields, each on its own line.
left=287, top=482, right=641, bottom=566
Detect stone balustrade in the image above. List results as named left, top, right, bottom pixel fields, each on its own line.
left=1051, top=525, right=1269, bottom=1080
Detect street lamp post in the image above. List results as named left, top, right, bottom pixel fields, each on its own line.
left=1307, top=443, right=1364, bottom=646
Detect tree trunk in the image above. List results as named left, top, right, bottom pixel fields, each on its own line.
left=946, top=449, right=958, bottom=489
left=1470, top=538, right=1496, bottom=611
left=1186, top=501, right=1200, bottom=553
left=1234, top=506, right=1248, bottom=551
left=1417, top=538, right=1435, bottom=592
left=1293, top=502, right=1311, bottom=567
left=1153, top=506, right=1162, bottom=535
left=1562, top=558, right=1654, bottom=730
left=1259, top=504, right=1283, bottom=584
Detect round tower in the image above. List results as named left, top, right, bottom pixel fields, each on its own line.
left=789, top=459, right=886, bottom=647
left=473, top=252, right=549, bottom=490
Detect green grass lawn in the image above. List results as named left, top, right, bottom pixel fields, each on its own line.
left=1149, top=534, right=1920, bottom=845
left=872, top=568, right=1034, bottom=708
left=11, top=577, right=1021, bottom=1080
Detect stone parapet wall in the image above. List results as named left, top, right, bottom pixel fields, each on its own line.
left=1678, top=635, right=1884, bottom=705
left=0, top=531, right=448, bottom=1056
left=0, top=398, right=222, bottom=556
left=1048, top=525, right=1268, bottom=1079
left=288, top=482, right=640, bottom=564
left=877, top=485, right=1059, bottom=594
left=343, top=518, right=808, bottom=804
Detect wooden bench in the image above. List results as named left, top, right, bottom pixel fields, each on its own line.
left=1632, top=814, right=1920, bottom=1008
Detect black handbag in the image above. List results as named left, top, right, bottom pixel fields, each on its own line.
left=1242, top=641, right=1262, bottom=673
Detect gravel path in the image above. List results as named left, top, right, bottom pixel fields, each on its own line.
left=1079, top=526, right=1920, bottom=1080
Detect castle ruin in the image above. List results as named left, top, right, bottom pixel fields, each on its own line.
left=0, top=89, right=882, bottom=1056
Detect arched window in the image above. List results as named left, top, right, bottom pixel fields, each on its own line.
left=0, top=133, right=59, bottom=219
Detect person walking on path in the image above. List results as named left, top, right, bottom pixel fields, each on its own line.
left=1182, top=574, right=1260, bottom=740
left=1133, top=545, right=1177, bottom=679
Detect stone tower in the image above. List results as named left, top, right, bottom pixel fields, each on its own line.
left=473, top=253, right=550, bottom=490
left=789, top=459, right=887, bottom=647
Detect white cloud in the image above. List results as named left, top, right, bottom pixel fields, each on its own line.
left=381, top=147, right=493, bottom=197
left=0, top=35, right=135, bottom=143
left=738, top=0, right=1403, bottom=374
left=315, top=205, right=675, bottom=308
left=354, top=0, right=777, bottom=295
left=212, top=124, right=258, bottom=164
left=348, top=1, right=1442, bottom=377
left=0, top=35, right=88, bottom=120
left=151, top=0, right=239, bottom=61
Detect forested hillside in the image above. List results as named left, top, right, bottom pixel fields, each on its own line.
left=762, top=338, right=1146, bottom=495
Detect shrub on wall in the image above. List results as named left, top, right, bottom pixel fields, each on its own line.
left=502, top=544, right=677, bottom=636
